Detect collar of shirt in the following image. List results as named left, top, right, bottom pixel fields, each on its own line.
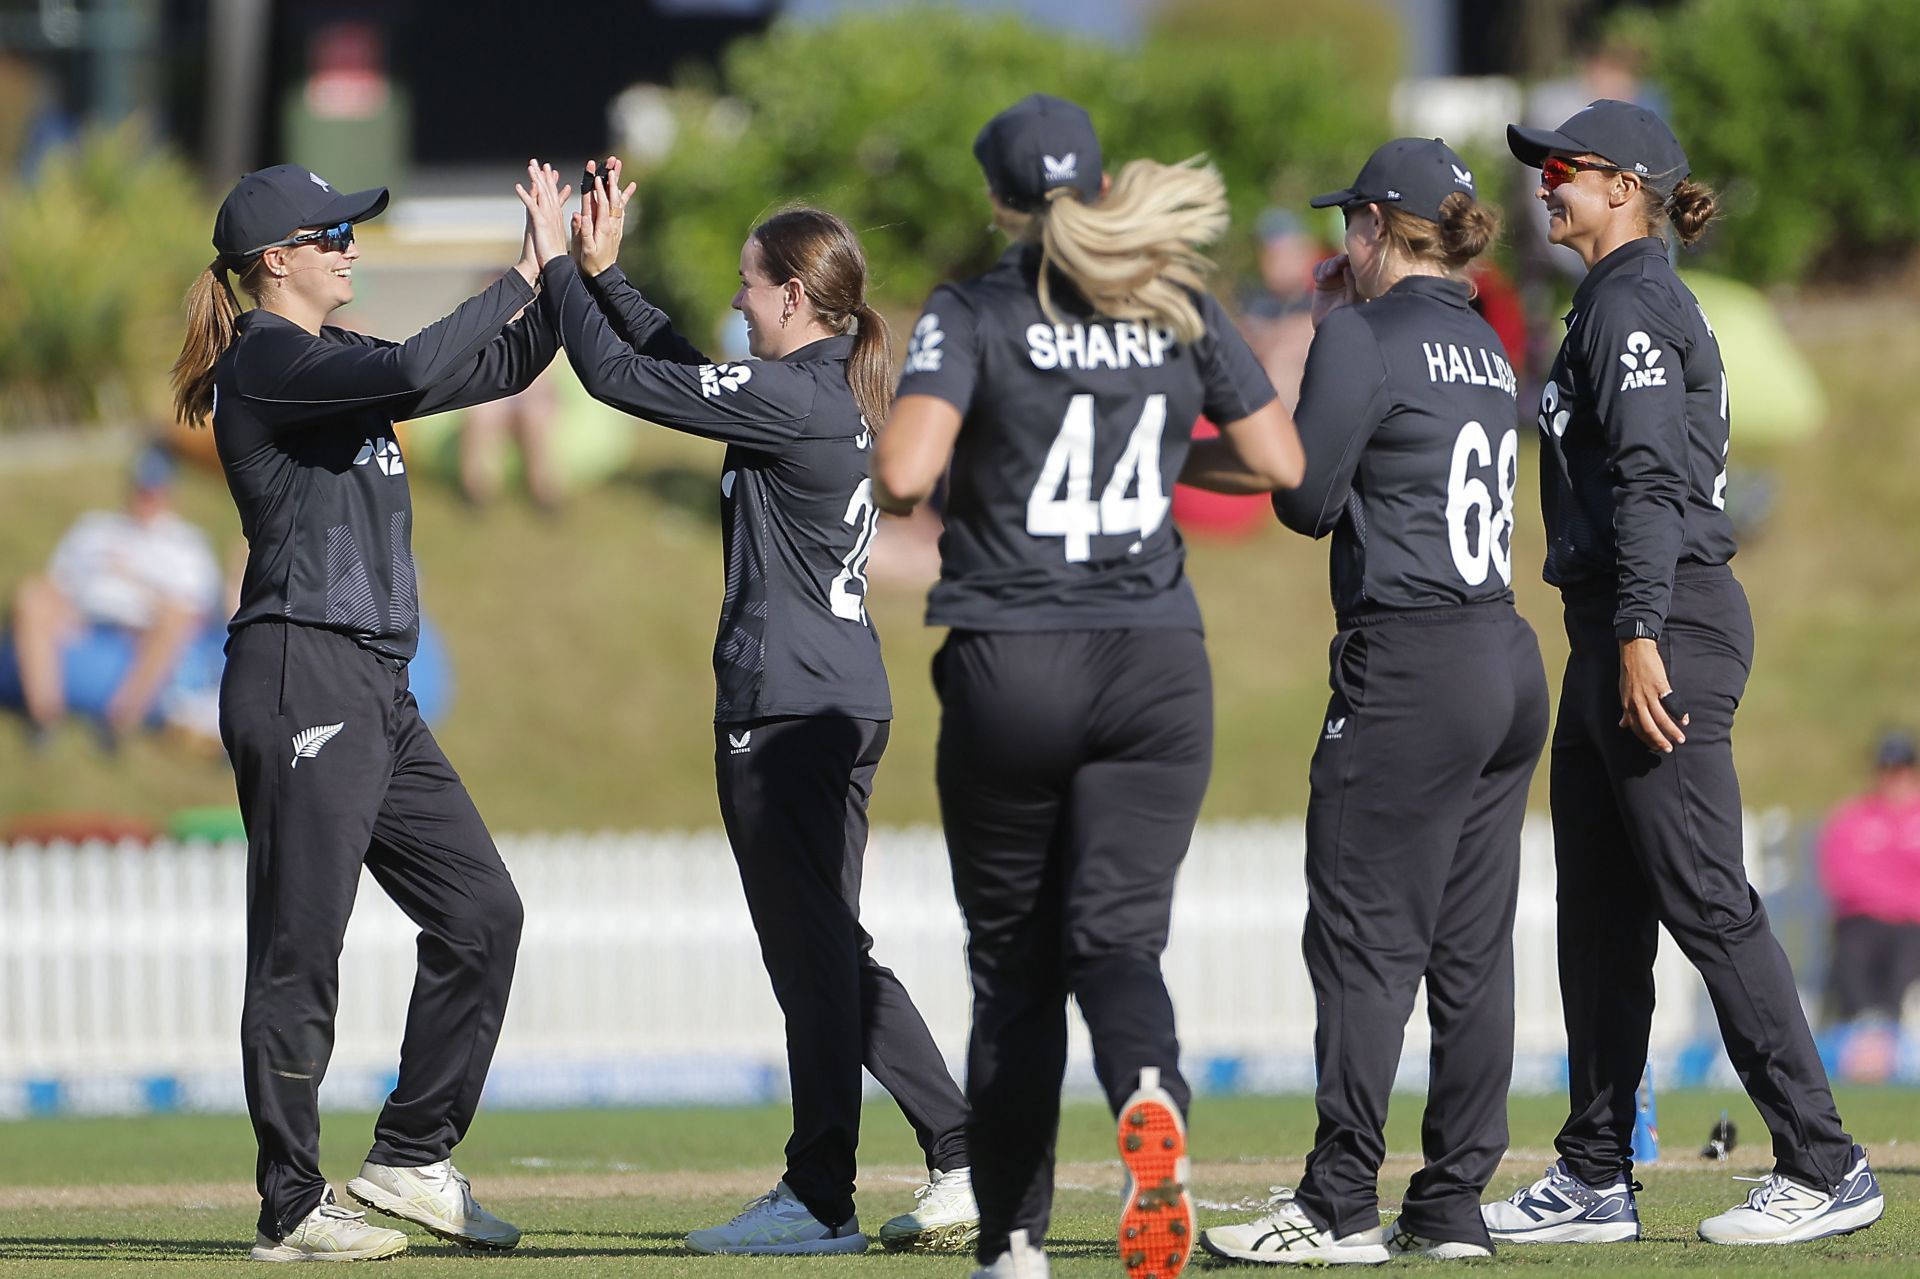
left=1382, top=275, right=1473, bottom=309
left=779, top=334, right=854, bottom=364
left=1565, top=235, right=1669, bottom=328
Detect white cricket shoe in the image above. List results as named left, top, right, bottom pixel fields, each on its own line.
left=1383, top=1220, right=1494, bottom=1260
left=248, top=1190, right=408, bottom=1262
left=684, top=1181, right=868, bottom=1255
left=879, top=1165, right=980, bottom=1253
left=972, top=1227, right=1049, bottom=1279
left=1698, top=1145, right=1884, bottom=1245
left=345, top=1158, right=521, bottom=1249
left=1481, top=1160, right=1640, bottom=1243
left=1199, top=1197, right=1388, bottom=1266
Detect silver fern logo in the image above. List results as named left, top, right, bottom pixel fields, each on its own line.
left=906, top=313, right=943, bottom=373
left=1042, top=152, right=1077, bottom=183
left=291, top=722, right=345, bottom=768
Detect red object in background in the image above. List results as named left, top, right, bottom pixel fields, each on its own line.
left=3, top=813, right=160, bottom=847
left=1468, top=261, right=1528, bottom=384
left=1173, top=418, right=1271, bottom=540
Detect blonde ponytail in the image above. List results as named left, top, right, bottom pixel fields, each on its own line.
left=171, top=259, right=259, bottom=428
left=1016, top=156, right=1229, bottom=344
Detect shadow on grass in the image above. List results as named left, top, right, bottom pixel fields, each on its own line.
left=0, top=1230, right=701, bottom=1262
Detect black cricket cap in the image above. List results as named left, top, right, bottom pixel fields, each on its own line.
left=1310, top=137, right=1478, bottom=223
left=1877, top=729, right=1918, bottom=770
left=1507, top=99, right=1690, bottom=196
left=212, top=164, right=388, bottom=265
left=974, top=93, right=1103, bottom=212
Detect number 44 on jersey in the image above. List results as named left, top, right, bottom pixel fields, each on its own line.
left=1026, top=394, right=1171, bottom=562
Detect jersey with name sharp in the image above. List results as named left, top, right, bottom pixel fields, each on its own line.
left=1537, top=236, right=1736, bottom=639
left=542, top=261, right=889, bottom=723
left=1273, top=276, right=1522, bottom=615
left=214, top=272, right=556, bottom=661
left=896, top=243, right=1276, bottom=631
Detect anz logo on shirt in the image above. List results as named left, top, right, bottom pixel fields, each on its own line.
left=1618, top=331, right=1668, bottom=391
left=353, top=435, right=405, bottom=477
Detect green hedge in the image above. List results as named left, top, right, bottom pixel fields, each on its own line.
left=1620, top=0, right=1920, bottom=282
left=625, top=7, right=1391, bottom=343
left=0, top=122, right=211, bottom=428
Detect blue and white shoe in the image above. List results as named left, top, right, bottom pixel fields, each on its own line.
left=1481, top=1161, right=1640, bottom=1243
left=1698, top=1145, right=1884, bottom=1245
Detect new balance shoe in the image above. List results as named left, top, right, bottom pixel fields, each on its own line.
left=1481, top=1160, right=1640, bottom=1243
left=879, top=1165, right=980, bottom=1253
left=684, top=1181, right=868, bottom=1255
left=345, top=1158, right=520, bottom=1249
left=1698, top=1145, right=1884, bottom=1245
left=1118, top=1067, right=1194, bottom=1279
left=1199, top=1196, right=1388, bottom=1266
left=1383, top=1220, right=1493, bottom=1260
left=973, top=1228, right=1049, bottom=1279
left=248, top=1189, right=408, bottom=1262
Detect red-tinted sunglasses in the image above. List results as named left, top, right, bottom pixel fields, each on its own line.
left=1540, top=156, right=1625, bottom=190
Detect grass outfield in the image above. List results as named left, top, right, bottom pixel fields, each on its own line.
left=0, top=1089, right=1913, bottom=1274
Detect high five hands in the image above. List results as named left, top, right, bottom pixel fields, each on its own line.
left=576, top=157, right=638, bottom=277
left=514, top=160, right=574, bottom=268
left=513, top=158, right=638, bottom=278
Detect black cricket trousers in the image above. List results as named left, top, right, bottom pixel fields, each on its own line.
left=715, top=715, right=969, bottom=1231
left=1552, top=565, right=1854, bottom=1189
left=220, top=621, right=522, bottom=1241
left=935, top=628, right=1211, bottom=1262
left=1293, top=602, right=1549, bottom=1248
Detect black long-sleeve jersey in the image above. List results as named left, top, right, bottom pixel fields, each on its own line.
left=1273, top=276, right=1522, bottom=616
left=1538, top=236, right=1736, bottom=639
left=542, top=258, right=890, bottom=724
left=214, top=271, right=557, bottom=661
left=896, top=243, right=1276, bottom=632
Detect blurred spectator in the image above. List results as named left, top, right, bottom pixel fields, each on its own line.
left=459, top=284, right=564, bottom=510
left=4, top=446, right=221, bottom=747
left=1237, top=207, right=1321, bottom=410
left=1819, top=730, right=1920, bottom=1027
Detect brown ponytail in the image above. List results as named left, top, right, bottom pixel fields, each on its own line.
left=1377, top=192, right=1499, bottom=275
left=171, top=258, right=264, bottom=428
left=1638, top=177, right=1719, bottom=248
left=750, top=207, right=892, bottom=427
left=848, top=302, right=894, bottom=430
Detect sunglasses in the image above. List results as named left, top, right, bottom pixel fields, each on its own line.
left=249, top=221, right=355, bottom=257
left=1540, top=156, right=1626, bottom=190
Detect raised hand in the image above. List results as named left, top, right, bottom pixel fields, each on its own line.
left=578, top=155, right=637, bottom=277
left=513, top=158, right=573, bottom=270
left=1309, top=253, right=1357, bottom=328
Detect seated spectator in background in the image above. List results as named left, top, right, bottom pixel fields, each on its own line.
left=459, top=276, right=565, bottom=510
left=1237, top=207, right=1321, bottom=410
left=7, top=446, right=221, bottom=746
left=1819, top=729, right=1920, bottom=1027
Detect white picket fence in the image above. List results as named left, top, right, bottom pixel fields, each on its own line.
left=0, top=819, right=1772, bottom=1116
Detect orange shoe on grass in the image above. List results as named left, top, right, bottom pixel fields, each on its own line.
left=1118, top=1067, right=1193, bottom=1279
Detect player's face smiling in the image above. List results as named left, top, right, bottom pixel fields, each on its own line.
left=1537, top=154, right=1616, bottom=248
left=275, top=228, right=359, bottom=312
left=731, top=238, right=786, bottom=359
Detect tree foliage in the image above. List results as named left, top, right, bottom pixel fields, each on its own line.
left=1617, top=0, right=1920, bottom=282
left=625, top=8, right=1390, bottom=344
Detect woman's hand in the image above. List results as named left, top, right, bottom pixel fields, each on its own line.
left=1619, top=637, right=1688, bottom=753
left=513, top=159, right=572, bottom=276
left=1309, top=253, right=1358, bottom=328
left=576, top=156, right=638, bottom=277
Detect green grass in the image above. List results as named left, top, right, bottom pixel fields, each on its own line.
left=0, top=1089, right=1914, bottom=1273
left=1, top=298, right=1918, bottom=830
